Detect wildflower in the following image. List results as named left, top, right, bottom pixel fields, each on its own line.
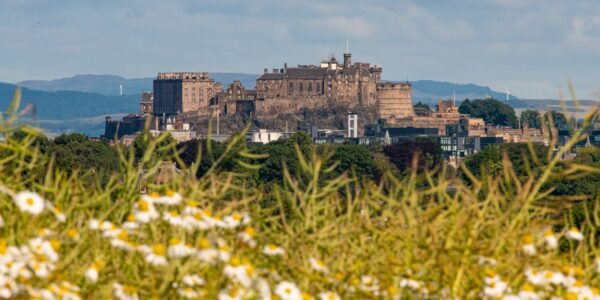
left=13, top=191, right=45, bottom=215
left=477, top=256, right=497, bottom=266
left=182, top=274, right=205, bottom=286
left=359, top=275, right=380, bottom=294
left=113, top=282, right=139, bottom=300
left=217, top=240, right=232, bottom=262
left=275, top=281, right=302, bottom=300
left=122, top=214, right=139, bottom=230
left=318, top=291, right=341, bottom=300
left=223, top=258, right=255, bottom=288
left=309, top=257, right=329, bottom=273
left=237, top=227, right=257, bottom=248
left=66, top=228, right=80, bottom=241
left=543, top=229, right=558, bottom=249
left=168, top=238, right=196, bottom=258
left=522, top=234, right=536, bottom=256
left=0, top=215, right=3, bottom=228
left=132, top=199, right=159, bottom=223
left=89, top=219, right=115, bottom=231
left=163, top=210, right=185, bottom=227
left=110, top=231, right=136, bottom=251
left=30, top=261, right=54, bottom=278
left=197, top=248, right=219, bottom=264
left=399, top=278, right=422, bottom=290
left=85, top=260, right=105, bottom=283
left=38, top=228, right=55, bottom=237
left=156, top=190, right=183, bottom=205
left=566, top=227, right=584, bottom=241
left=178, top=287, right=203, bottom=298
left=50, top=206, right=67, bottom=222
left=257, top=278, right=271, bottom=300
left=263, top=244, right=285, bottom=256
left=517, top=283, right=539, bottom=300
left=483, top=276, right=507, bottom=298
left=223, top=212, right=250, bottom=228
left=218, top=286, right=245, bottom=300
left=29, top=237, right=59, bottom=262
left=145, top=244, right=168, bottom=266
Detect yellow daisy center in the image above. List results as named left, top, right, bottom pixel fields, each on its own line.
left=26, top=198, right=35, bottom=206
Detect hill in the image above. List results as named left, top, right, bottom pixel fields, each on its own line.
left=0, top=82, right=137, bottom=136
left=19, top=73, right=258, bottom=96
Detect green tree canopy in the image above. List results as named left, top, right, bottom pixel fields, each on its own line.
left=463, top=143, right=548, bottom=180
left=544, top=110, right=568, bottom=130
left=459, top=98, right=518, bottom=127
left=520, top=109, right=541, bottom=128
left=383, top=137, right=442, bottom=172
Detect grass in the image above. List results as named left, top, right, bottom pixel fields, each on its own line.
left=0, top=87, right=600, bottom=299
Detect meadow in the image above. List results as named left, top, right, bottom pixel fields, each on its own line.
left=1, top=88, right=600, bottom=299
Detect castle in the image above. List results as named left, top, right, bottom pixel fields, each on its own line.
left=148, top=52, right=414, bottom=123
left=105, top=51, right=485, bottom=140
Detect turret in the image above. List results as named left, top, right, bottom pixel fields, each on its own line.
left=343, top=53, right=352, bottom=68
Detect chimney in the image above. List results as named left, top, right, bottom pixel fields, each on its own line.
left=284, top=63, right=288, bottom=71
left=264, top=68, right=268, bottom=73
left=343, top=53, right=352, bottom=68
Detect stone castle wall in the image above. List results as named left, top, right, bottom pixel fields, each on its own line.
left=377, top=82, right=414, bottom=120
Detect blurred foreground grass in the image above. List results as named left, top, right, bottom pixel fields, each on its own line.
left=1, top=87, right=600, bottom=299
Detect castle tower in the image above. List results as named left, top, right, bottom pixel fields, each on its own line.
left=343, top=53, right=352, bottom=68
left=376, top=82, right=414, bottom=120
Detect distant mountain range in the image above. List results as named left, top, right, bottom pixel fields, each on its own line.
left=19, top=74, right=259, bottom=96
left=4, top=73, right=591, bottom=137
left=18, top=74, right=521, bottom=105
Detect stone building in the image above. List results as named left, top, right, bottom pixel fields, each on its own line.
left=153, top=72, right=222, bottom=115
left=376, top=82, right=414, bottom=120
left=388, top=99, right=484, bottom=136
left=140, top=91, right=153, bottom=114
left=254, top=53, right=382, bottom=118
left=216, top=80, right=256, bottom=116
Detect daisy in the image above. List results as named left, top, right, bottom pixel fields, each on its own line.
left=275, top=281, right=302, bottom=300
left=111, top=231, right=136, bottom=252
left=85, top=266, right=99, bottom=283
left=141, top=191, right=160, bottom=203
left=223, top=262, right=254, bottom=288
left=543, top=229, right=558, bottom=249
left=517, top=284, right=539, bottom=300
left=237, top=228, right=257, bottom=248
left=0, top=215, right=3, bottom=228
left=522, top=234, right=536, bottom=256
left=167, top=239, right=196, bottom=258
left=49, top=206, right=66, bottom=222
left=145, top=244, right=168, bottom=267
left=223, top=212, right=250, bottom=228
left=197, top=248, right=220, bottom=264
left=113, top=283, right=139, bottom=300
left=13, top=191, right=45, bottom=215
left=318, top=291, right=341, bottom=300
left=566, top=227, right=584, bottom=241
left=359, top=275, right=380, bottom=294
left=263, top=244, right=285, bottom=256
left=309, top=257, right=329, bottom=273
left=66, top=228, right=80, bottom=241
left=483, top=276, right=507, bottom=298
left=163, top=210, right=185, bottom=227
left=157, top=190, right=183, bottom=205
left=122, top=214, right=139, bottom=231
left=182, top=274, right=205, bottom=286
left=218, top=286, right=245, bottom=300
left=178, top=287, right=203, bottom=299
left=399, top=278, right=422, bottom=290
left=132, top=199, right=159, bottom=223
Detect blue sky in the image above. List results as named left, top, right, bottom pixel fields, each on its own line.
left=1, top=0, right=599, bottom=99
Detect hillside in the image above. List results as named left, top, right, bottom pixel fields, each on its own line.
left=19, top=73, right=258, bottom=96
left=0, top=82, right=137, bottom=136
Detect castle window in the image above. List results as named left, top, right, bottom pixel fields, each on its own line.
left=316, top=83, right=321, bottom=94
left=308, top=83, right=312, bottom=92
left=299, top=83, right=303, bottom=92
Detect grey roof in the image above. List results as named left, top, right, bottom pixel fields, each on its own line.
left=286, top=67, right=328, bottom=79
left=257, top=73, right=284, bottom=80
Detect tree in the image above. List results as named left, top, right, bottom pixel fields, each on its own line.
left=133, top=130, right=175, bottom=162
left=544, top=111, right=568, bottom=130
left=413, top=102, right=432, bottom=111
left=520, top=109, right=541, bottom=128
left=383, top=137, right=442, bottom=172
left=463, top=143, right=548, bottom=179
left=328, top=144, right=379, bottom=180
left=252, top=131, right=314, bottom=184
left=459, top=98, right=518, bottom=127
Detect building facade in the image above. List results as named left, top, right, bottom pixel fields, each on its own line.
left=254, top=53, right=384, bottom=117
left=153, top=72, right=222, bottom=115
